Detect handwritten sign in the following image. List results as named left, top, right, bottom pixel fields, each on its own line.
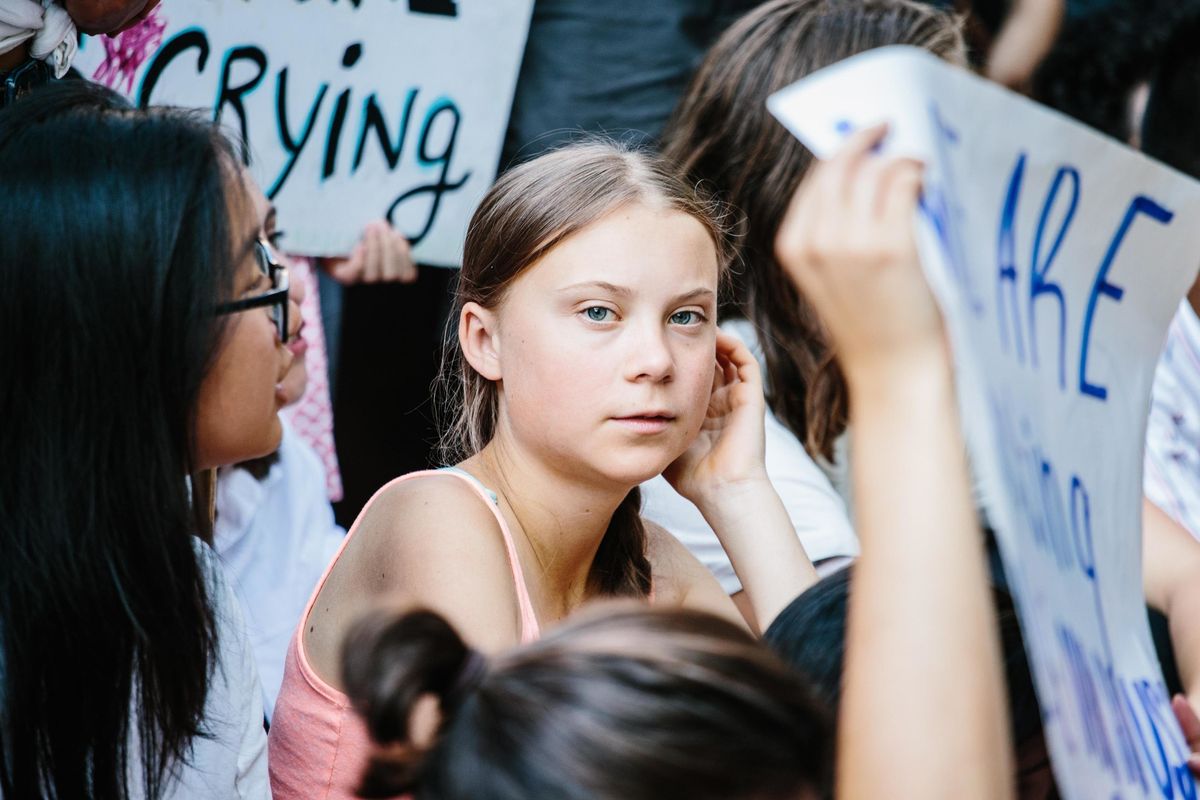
left=74, top=0, right=534, bottom=264
left=770, top=46, right=1200, bottom=799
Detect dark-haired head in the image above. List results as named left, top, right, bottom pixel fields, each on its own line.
left=662, top=0, right=964, bottom=461
left=343, top=604, right=832, bottom=800
left=0, top=80, right=273, bottom=797
left=765, top=567, right=1058, bottom=799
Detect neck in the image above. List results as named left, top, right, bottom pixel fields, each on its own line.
left=463, top=428, right=632, bottom=611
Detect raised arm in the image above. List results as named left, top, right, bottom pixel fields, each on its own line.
left=774, top=124, right=1013, bottom=800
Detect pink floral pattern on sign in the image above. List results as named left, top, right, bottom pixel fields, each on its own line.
left=91, top=7, right=167, bottom=95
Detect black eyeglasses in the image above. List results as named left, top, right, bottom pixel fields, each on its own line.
left=215, top=239, right=290, bottom=344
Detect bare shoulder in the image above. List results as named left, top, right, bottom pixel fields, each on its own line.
left=305, top=473, right=523, bottom=688
left=644, top=519, right=746, bottom=628
left=644, top=520, right=695, bottom=602
left=348, top=473, right=513, bottom=582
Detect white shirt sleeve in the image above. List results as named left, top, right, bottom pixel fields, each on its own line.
left=157, top=542, right=272, bottom=799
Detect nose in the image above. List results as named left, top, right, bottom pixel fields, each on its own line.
left=624, top=320, right=674, bottom=383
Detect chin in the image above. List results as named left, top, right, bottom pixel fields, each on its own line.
left=594, top=450, right=679, bottom=489
left=235, top=418, right=285, bottom=465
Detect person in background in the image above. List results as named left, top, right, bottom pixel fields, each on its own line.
left=1141, top=6, right=1200, bottom=542
left=922, top=0, right=1064, bottom=92
left=216, top=201, right=348, bottom=723
left=0, top=79, right=293, bottom=798
left=774, top=123, right=1015, bottom=799
left=643, top=0, right=964, bottom=622
left=0, top=0, right=160, bottom=106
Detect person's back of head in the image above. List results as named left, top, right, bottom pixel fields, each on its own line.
left=341, top=604, right=832, bottom=800
left=661, top=0, right=965, bottom=462
left=765, top=567, right=1055, bottom=798
left=0, top=80, right=242, bottom=798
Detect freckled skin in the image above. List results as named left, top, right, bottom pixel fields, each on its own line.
left=490, top=203, right=721, bottom=489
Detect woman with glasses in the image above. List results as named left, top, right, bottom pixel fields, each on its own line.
left=0, top=80, right=297, bottom=798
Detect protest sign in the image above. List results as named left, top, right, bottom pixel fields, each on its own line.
left=769, top=46, right=1200, bottom=799
left=73, top=0, right=534, bottom=264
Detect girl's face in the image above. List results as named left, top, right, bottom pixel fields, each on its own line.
left=479, top=202, right=720, bottom=488
left=194, top=173, right=301, bottom=470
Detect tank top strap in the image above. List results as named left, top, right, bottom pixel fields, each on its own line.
left=433, top=467, right=540, bottom=642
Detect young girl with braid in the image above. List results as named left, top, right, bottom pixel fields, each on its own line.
left=267, top=141, right=819, bottom=799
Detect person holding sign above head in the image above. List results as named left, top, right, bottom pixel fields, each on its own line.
left=773, top=122, right=1015, bottom=799
left=0, top=79, right=294, bottom=799
left=642, top=0, right=965, bottom=623
left=267, top=140, right=820, bottom=800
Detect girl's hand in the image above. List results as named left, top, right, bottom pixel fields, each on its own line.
left=664, top=332, right=768, bottom=507
left=1172, top=694, right=1200, bottom=777
left=774, top=123, right=944, bottom=390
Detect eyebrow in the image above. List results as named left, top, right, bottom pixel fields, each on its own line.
left=558, top=281, right=716, bottom=305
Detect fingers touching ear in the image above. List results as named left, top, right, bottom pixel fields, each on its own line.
left=460, top=302, right=502, bottom=381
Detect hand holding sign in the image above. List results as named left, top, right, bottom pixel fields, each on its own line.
left=774, top=123, right=942, bottom=389
left=322, top=220, right=418, bottom=285
left=769, top=46, right=1200, bottom=799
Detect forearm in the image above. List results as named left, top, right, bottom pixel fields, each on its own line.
left=695, top=479, right=818, bottom=631
left=986, top=0, right=1065, bottom=90
left=839, top=351, right=1013, bottom=800
left=1142, top=499, right=1200, bottom=710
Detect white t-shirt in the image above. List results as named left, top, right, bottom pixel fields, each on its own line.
left=129, top=541, right=272, bottom=799
left=640, top=320, right=860, bottom=594
left=215, top=420, right=345, bottom=720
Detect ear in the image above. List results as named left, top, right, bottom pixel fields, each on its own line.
left=460, top=301, right=503, bottom=381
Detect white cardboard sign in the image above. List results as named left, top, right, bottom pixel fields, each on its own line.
left=74, top=0, right=534, bottom=264
left=769, top=46, right=1200, bottom=799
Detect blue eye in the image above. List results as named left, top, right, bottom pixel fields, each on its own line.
left=584, top=306, right=613, bottom=322
left=670, top=310, right=703, bottom=325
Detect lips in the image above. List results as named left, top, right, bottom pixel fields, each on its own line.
left=287, top=335, right=308, bottom=358
left=610, top=413, right=676, bottom=434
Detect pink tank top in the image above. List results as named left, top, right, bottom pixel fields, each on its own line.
left=267, top=469, right=540, bottom=800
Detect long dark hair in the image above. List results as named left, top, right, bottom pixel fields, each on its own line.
left=342, top=604, right=832, bottom=800
left=435, top=141, right=733, bottom=598
left=0, top=81, right=242, bottom=798
left=662, top=0, right=964, bottom=461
